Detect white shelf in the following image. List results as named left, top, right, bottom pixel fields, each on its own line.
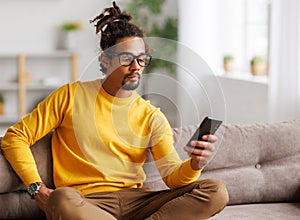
left=26, top=51, right=75, bottom=59
left=0, top=115, right=19, bottom=124
left=0, top=82, right=63, bottom=91
left=0, top=55, right=18, bottom=59
left=0, top=51, right=74, bottom=59
left=217, top=71, right=268, bottom=85
left=26, top=83, right=63, bottom=91
left=0, top=52, right=78, bottom=122
left=0, top=83, right=18, bottom=91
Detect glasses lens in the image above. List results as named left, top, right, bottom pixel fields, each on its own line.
left=119, top=53, right=134, bottom=66
left=137, top=54, right=151, bottom=67
left=117, top=53, right=151, bottom=67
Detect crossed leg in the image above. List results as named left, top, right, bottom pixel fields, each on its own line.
left=45, top=178, right=228, bottom=220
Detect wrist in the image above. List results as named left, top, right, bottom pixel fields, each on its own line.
left=27, top=182, right=44, bottom=199
left=190, top=158, right=203, bottom=170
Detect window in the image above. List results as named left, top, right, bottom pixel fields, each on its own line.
left=220, top=0, right=270, bottom=73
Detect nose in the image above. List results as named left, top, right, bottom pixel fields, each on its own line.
left=129, top=59, right=141, bottom=71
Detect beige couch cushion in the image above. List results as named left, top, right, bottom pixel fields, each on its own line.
left=144, top=120, right=300, bottom=205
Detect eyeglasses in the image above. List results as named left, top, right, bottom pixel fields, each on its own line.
left=108, top=52, right=152, bottom=67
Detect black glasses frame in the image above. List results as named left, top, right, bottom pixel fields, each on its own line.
left=108, top=52, right=152, bottom=67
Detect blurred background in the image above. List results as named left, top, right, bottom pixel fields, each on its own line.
left=0, top=0, right=299, bottom=135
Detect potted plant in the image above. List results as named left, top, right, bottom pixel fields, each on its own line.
left=0, top=93, right=4, bottom=115
left=223, top=55, right=234, bottom=72
left=57, top=21, right=82, bottom=50
left=59, top=22, right=82, bottom=32
left=250, top=56, right=267, bottom=76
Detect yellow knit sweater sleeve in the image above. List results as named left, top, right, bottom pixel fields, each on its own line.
left=1, top=84, right=72, bottom=186
left=149, top=111, right=201, bottom=189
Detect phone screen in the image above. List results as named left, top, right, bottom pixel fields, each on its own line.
left=186, top=116, right=222, bottom=147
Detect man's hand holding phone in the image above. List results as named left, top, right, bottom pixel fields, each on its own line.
left=184, top=134, right=218, bottom=170
left=183, top=117, right=222, bottom=170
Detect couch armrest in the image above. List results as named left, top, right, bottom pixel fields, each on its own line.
left=0, top=132, right=54, bottom=193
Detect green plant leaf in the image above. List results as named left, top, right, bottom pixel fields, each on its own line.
left=251, top=56, right=266, bottom=64
left=0, top=93, right=4, bottom=103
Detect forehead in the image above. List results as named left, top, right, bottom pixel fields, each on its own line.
left=113, top=37, right=146, bottom=54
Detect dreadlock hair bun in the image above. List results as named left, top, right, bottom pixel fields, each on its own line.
left=90, top=1, right=145, bottom=51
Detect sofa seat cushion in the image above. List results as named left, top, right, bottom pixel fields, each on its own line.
left=0, top=192, right=45, bottom=219
left=211, top=203, right=300, bottom=220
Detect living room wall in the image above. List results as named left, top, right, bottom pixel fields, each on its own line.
left=0, top=0, right=177, bottom=81
left=0, top=0, right=113, bottom=80
left=0, top=0, right=270, bottom=135
left=177, top=0, right=270, bottom=126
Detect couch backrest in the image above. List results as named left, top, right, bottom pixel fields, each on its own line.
left=1, top=120, right=299, bottom=206
left=144, top=119, right=300, bottom=205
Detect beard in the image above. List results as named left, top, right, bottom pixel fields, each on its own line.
left=121, top=72, right=141, bottom=91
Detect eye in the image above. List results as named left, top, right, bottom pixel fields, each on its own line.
left=139, top=54, right=151, bottom=65
left=138, top=57, right=146, bottom=64
left=120, top=54, right=133, bottom=63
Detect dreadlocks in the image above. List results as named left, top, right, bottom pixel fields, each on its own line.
left=89, top=1, right=145, bottom=52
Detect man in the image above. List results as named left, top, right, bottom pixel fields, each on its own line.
left=1, top=2, right=228, bottom=219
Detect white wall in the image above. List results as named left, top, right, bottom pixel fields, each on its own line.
left=0, top=0, right=272, bottom=136
left=177, top=0, right=270, bottom=126
left=0, top=0, right=114, bottom=80
left=177, top=0, right=227, bottom=126
left=218, top=75, right=269, bottom=124
left=177, top=0, right=222, bottom=71
left=0, top=0, right=114, bottom=135
left=0, top=0, right=177, bottom=81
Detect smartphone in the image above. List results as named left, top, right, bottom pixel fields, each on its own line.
left=186, top=116, right=223, bottom=148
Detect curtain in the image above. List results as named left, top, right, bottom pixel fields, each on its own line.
left=269, top=0, right=300, bottom=122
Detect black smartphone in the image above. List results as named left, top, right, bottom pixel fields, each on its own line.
left=186, top=116, right=223, bottom=148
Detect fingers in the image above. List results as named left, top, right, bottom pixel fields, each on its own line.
left=184, top=135, right=218, bottom=170
left=186, top=146, right=213, bottom=169
left=188, top=149, right=212, bottom=170
left=190, top=153, right=210, bottom=165
left=185, top=140, right=215, bottom=154
left=202, top=134, right=218, bottom=143
left=193, top=146, right=214, bottom=157
left=184, top=146, right=214, bottom=158
left=35, top=187, right=54, bottom=212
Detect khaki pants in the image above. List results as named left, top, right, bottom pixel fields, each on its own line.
left=46, top=179, right=228, bottom=220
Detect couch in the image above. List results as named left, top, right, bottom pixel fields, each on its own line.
left=0, top=119, right=299, bottom=219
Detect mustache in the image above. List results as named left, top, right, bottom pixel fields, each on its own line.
left=124, top=72, right=141, bottom=79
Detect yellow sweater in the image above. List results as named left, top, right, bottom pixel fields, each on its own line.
left=2, top=79, right=200, bottom=195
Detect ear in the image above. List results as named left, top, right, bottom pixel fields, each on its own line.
left=100, top=53, right=110, bottom=69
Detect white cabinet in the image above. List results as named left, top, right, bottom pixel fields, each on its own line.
left=0, top=52, right=78, bottom=132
